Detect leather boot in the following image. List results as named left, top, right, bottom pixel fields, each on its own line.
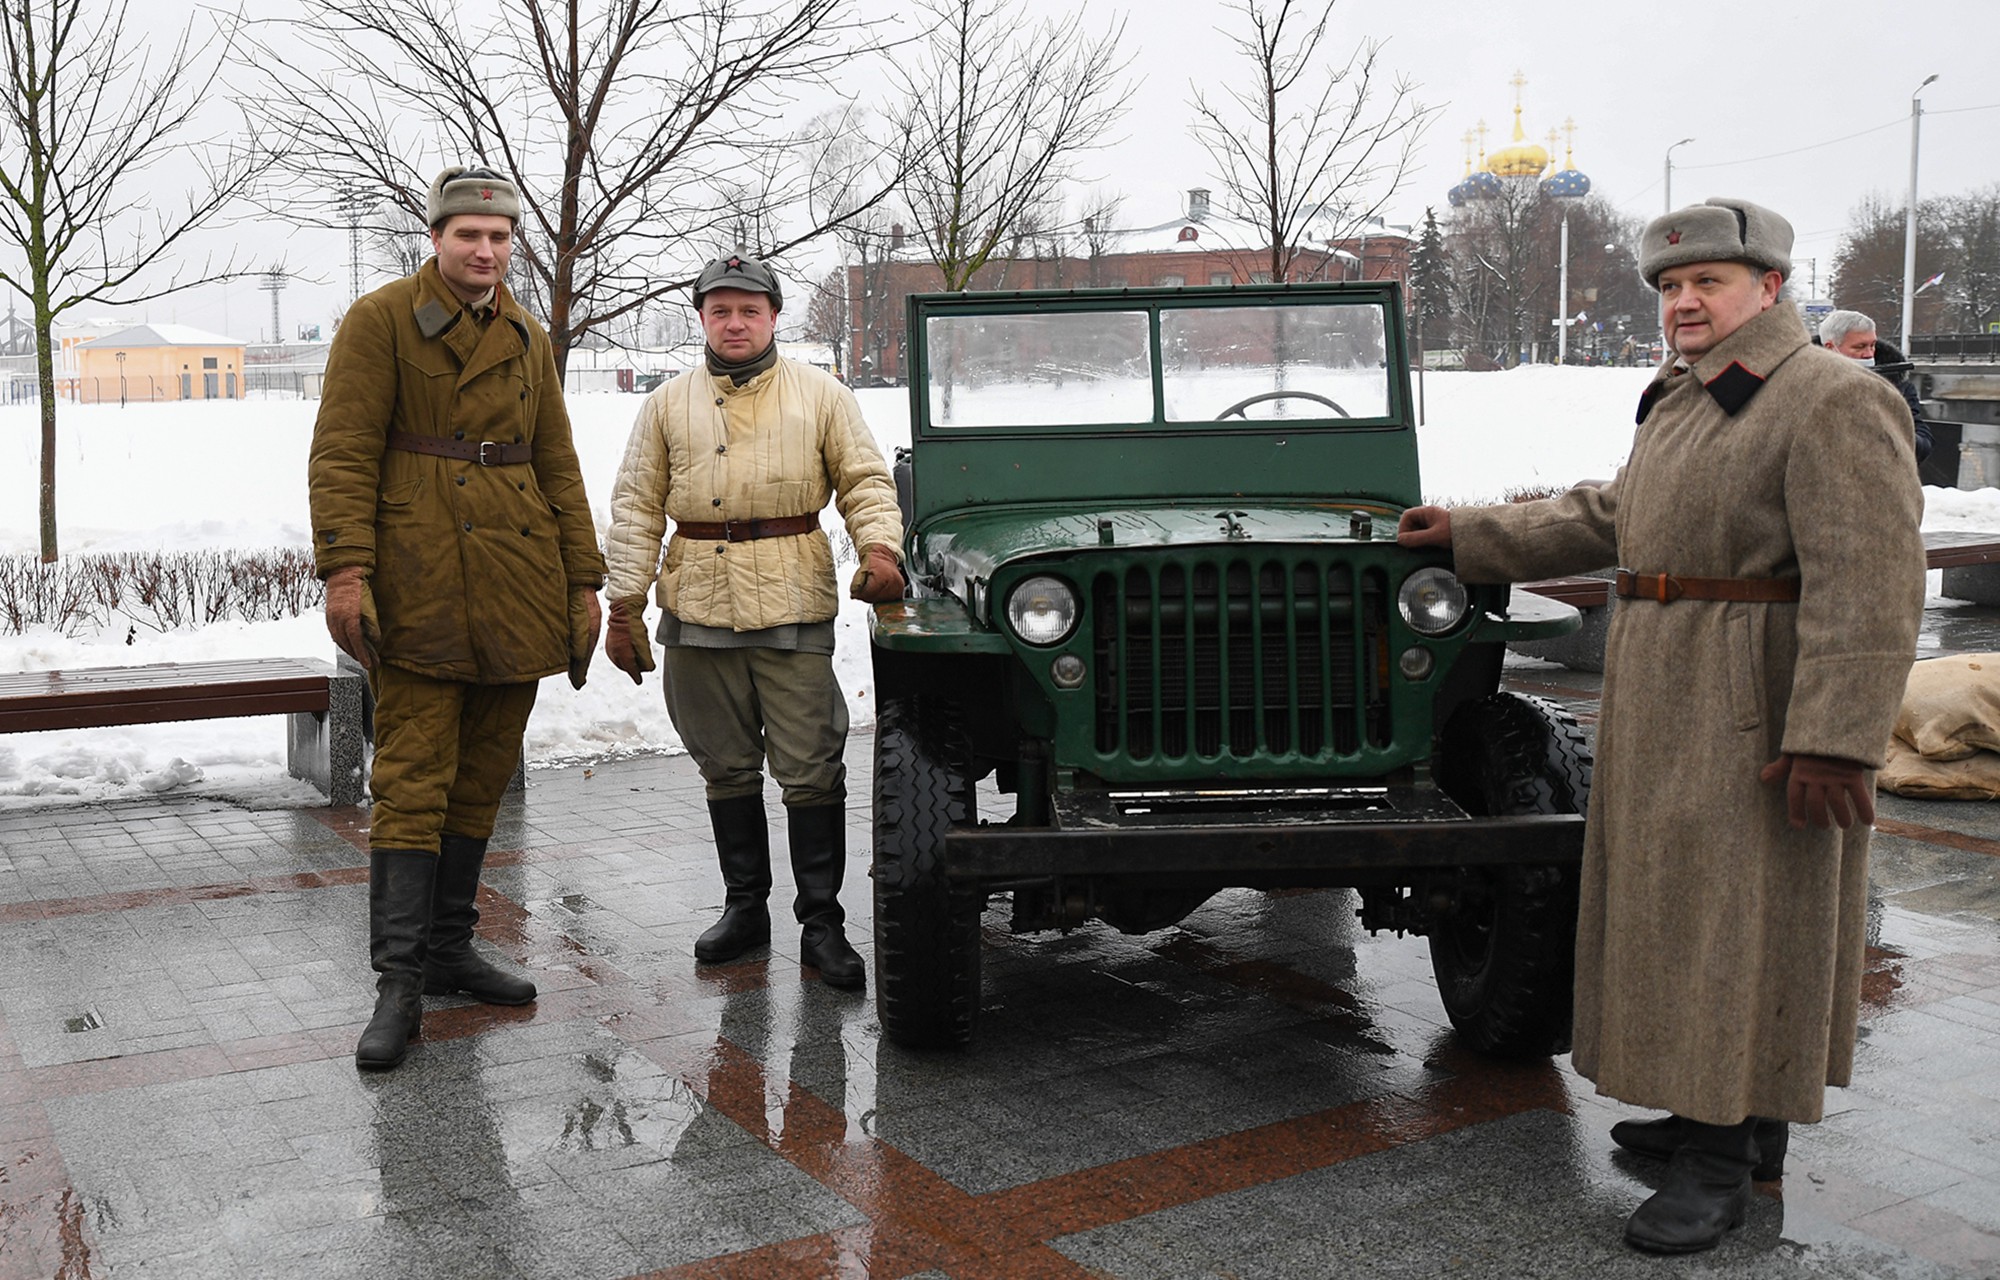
left=422, top=833, right=535, bottom=1005
left=694, top=795, right=772, bottom=963
left=1610, top=1113, right=1788, bottom=1180
left=1623, top=1117, right=1759, bottom=1254
left=788, top=803, right=864, bottom=990
left=355, top=849, right=436, bottom=1071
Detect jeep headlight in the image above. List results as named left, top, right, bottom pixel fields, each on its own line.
left=1006, top=575, right=1079, bottom=646
left=1398, top=567, right=1468, bottom=636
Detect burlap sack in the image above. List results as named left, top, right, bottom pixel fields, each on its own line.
left=1879, top=654, right=2000, bottom=799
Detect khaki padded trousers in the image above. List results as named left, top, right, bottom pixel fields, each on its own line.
left=368, top=663, right=538, bottom=851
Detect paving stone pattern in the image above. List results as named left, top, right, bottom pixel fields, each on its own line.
left=0, top=659, right=1997, bottom=1278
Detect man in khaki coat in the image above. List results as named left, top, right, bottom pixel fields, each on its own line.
left=1400, top=197, right=1924, bottom=1254
left=310, top=166, right=606, bottom=1071
left=601, top=253, right=903, bottom=989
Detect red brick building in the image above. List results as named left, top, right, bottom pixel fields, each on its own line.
left=841, top=190, right=1412, bottom=383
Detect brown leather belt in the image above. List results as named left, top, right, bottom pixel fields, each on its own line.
left=673, top=513, right=820, bottom=542
left=387, top=429, right=532, bottom=466
left=1614, top=569, right=1801, bottom=603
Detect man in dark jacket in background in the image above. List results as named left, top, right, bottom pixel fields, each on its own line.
left=1819, top=309, right=1933, bottom=465
left=309, top=165, right=606, bottom=1071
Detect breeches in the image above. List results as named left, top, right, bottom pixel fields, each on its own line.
left=368, top=663, right=538, bottom=851
left=662, top=646, right=848, bottom=807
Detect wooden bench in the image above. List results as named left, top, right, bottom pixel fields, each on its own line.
left=0, top=657, right=367, bottom=805
left=1513, top=531, right=2000, bottom=670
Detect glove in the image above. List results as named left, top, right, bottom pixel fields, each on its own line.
left=1759, top=752, right=1874, bottom=830
left=849, top=543, right=906, bottom=603
left=567, top=588, right=602, bottom=690
left=604, top=594, right=656, bottom=685
left=323, top=567, right=379, bottom=669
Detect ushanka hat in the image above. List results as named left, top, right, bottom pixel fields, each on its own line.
left=426, top=165, right=520, bottom=227
left=1638, top=197, right=1793, bottom=288
left=693, top=253, right=784, bottom=311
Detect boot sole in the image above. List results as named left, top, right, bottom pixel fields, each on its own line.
left=1625, top=1209, right=1745, bottom=1255
left=421, top=982, right=537, bottom=1005
left=695, top=939, right=771, bottom=964
left=810, top=966, right=866, bottom=991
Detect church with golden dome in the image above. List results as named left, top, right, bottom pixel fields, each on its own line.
left=1448, top=72, right=1591, bottom=205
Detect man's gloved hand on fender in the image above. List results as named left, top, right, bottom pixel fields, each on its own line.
left=323, top=567, right=380, bottom=669
left=849, top=543, right=906, bottom=603
left=567, top=588, right=603, bottom=690
left=604, top=594, right=657, bottom=685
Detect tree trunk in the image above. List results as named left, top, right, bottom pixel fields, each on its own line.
left=35, top=290, right=56, bottom=563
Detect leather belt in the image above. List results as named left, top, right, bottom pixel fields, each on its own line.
left=387, top=429, right=532, bottom=466
left=673, top=513, right=820, bottom=542
left=1614, top=569, right=1801, bottom=603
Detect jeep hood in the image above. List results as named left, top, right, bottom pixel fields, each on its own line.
left=909, top=500, right=1406, bottom=585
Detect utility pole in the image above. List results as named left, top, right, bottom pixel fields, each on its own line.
left=1901, top=74, right=1939, bottom=354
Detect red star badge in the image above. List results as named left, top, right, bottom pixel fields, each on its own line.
left=1667, top=230, right=1681, bottom=245
left=480, top=188, right=493, bottom=201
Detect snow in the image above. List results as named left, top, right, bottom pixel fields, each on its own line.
left=5, top=369, right=1997, bottom=807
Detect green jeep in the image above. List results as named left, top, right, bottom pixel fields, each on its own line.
left=869, top=282, right=1591, bottom=1057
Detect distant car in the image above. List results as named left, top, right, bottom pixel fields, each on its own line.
left=869, top=281, right=1593, bottom=1056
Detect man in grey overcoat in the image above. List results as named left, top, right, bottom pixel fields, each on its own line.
left=1399, top=197, right=1924, bottom=1254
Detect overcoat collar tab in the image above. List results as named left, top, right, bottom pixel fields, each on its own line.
left=1688, top=303, right=1809, bottom=415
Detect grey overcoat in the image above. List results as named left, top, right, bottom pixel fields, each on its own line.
left=1451, top=302, right=1924, bottom=1124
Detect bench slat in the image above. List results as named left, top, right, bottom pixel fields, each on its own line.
left=0, top=659, right=333, bottom=734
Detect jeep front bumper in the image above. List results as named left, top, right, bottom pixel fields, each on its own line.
left=943, top=785, right=1583, bottom=879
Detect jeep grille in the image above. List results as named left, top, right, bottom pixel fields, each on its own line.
left=1091, top=557, right=1392, bottom=761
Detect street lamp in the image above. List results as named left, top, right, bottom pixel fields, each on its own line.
left=1901, top=73, right=1939, bottom=354
left=115, top=350, right=125, bottom=409
left=1663, top=138, right=1694, bottom=214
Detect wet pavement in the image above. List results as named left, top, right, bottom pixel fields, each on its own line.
left=1, top=626, right=1999, bottom=1277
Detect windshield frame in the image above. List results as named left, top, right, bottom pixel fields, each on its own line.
left=907, top=282, right=1408, bottom=439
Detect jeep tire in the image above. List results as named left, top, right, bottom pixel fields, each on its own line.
left=873, top=694, right=983, bottom=1048
left=1428, top=692, right=1591, bottom=1058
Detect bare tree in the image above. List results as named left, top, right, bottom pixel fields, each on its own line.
left=1190, top=0, right=1435, bottom=282
left=895, top=0, right=1129, bottom=291
left=243, top=0, right=905, bottom=377
left=0, top=0, right=263, bottom=561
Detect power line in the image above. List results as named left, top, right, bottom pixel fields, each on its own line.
left=1679, top=119, right=1902, bottom=170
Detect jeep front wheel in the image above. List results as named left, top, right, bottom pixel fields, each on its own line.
left=1428, top=693, right=1591, bottom=1058
left=872, top=695, right=983, bottom=1048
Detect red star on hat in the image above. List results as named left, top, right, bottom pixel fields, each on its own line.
left=480, top=188, right=493, bottom=201
left=726, top=256, right=742, bottom=269
left=1667, top=230, right=1681, bottom=245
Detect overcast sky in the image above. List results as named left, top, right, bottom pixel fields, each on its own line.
left=90, top=0, right=2000, bottom=340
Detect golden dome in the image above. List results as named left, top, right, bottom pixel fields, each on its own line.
left=1482, top=71, right=1550, bottom=178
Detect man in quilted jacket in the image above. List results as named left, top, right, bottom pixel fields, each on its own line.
left=601, top=254, right=904, bottom=989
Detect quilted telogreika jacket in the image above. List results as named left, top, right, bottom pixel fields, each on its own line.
left=308, top=258, right=605, bottom=683
left=603, top=357, right=902, bottom=630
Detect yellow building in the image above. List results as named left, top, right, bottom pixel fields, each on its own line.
left=72, top=324, right=247, bottom=404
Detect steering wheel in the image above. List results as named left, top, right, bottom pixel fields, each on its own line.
left=1216, top=390, right=1349, bottom=419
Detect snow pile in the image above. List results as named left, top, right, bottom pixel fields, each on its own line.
left=2, top=368, right=1994, bottom=806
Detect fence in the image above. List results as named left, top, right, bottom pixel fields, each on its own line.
left=1911, top=334, right=2000, bottom=362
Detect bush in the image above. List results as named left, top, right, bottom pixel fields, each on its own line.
left=0, top=548, right=324, bottom=636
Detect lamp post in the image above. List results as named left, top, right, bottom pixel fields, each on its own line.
left=115, top=350, right=125, bottom=409
left=1901, top=74, right=1939, bottom=354
left=1663, top=137, right=1694, bottom=214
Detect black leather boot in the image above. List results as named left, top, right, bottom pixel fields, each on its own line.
left=1610, top=1113, right=1788, bottom=1180
left=355, top=849, right=436, bottom=1071
left=1623, top=1117, right=1759, bottom=1254
left=788, top=803, right=864, bottom=990
left=694, top=795, right=772, bottom=963
left=422, top=833, right=535, bottom=1005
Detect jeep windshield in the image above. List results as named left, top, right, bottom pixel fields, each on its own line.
left=920, top=295, right=1395, bottom=431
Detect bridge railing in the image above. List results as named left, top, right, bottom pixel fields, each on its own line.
left=1910, top=334, right=2000, bottom=361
